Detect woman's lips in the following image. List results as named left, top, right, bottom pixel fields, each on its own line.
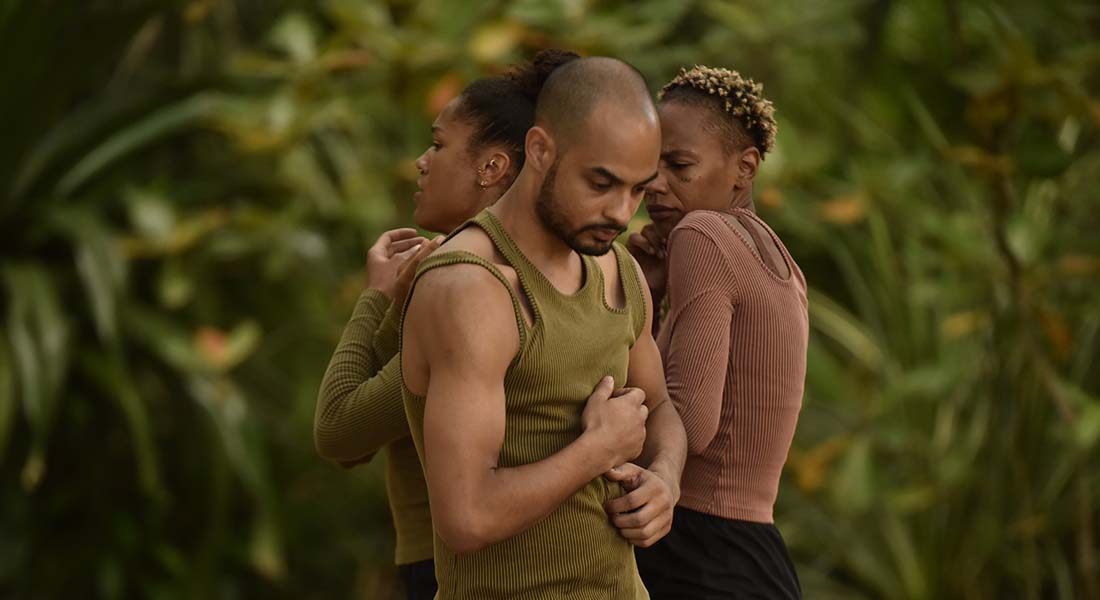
left=646, top=205, right=679, bottom=220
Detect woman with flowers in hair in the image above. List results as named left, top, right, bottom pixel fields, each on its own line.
left=627, top=66, right=807, bottom=599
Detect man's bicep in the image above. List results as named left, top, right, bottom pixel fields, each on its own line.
left=421, top=298, right=514, bottom=463
left=407, top=267, right=519, bottom=493
left=423, top=365, right=508, bottom=480
left=627, top=332, right=670, bottom=410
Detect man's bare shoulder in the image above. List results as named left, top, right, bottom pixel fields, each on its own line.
left=409, top=261, right=512, bottom=315
left=433, top=226, right=507, bottom=268
left=404, top=262, right=519, bottom=376
left=425, top=223, right=532, bottom=326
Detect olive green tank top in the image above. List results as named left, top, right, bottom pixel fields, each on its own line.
left=400, top=209, right=649, bottom=599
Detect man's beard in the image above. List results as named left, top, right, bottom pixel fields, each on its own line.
left=535, top=160, right=625, bottom=256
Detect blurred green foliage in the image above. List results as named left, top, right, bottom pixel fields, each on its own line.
left=1, top=0, right=1098, bottom=598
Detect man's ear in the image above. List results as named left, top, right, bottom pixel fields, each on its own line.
left=525, top=126, right=557, bottom=174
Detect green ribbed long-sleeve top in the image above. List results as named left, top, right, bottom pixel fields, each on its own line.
left=401, top=210, right=650, bottom=599
left=315, top=286, right=433, bottom=565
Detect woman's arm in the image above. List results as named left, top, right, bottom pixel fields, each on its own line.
left=315, top=289, right=408, bottom=465
left=661, top=226, right=738, bottom=455
left=313, top=229, right=431, bottom=465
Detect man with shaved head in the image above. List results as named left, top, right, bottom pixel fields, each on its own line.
left=399, top=57, right=688, bottom=598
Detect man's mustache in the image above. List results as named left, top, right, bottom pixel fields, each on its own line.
left=577, top=222, right=627, bottom=235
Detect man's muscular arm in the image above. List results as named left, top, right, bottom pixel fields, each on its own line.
left=405, top=264, right=648, bottom=555
left=605, top=256, right=688, bottom=548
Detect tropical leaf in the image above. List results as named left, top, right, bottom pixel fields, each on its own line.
left=4, top=263, right=69, bottom=490
left=54, top=93, right=226, bottom=198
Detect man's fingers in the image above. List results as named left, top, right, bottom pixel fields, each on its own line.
left=611, top=386, right=646, bottom=405
left=590, top=375, right=615, bottom=401
left=610, top=501, right=659, bottom=529
left=604, top=485, right=653, bottom=515
left=617, top=508, right=671, bottom=540
left=604, top=466, right=675, bottom=547
left=619, top=526, right=669, bottom=548
left=604, top=462, right=645, bottom=484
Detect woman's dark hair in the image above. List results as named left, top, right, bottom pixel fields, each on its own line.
left=455, top=49, right=581, bottom=169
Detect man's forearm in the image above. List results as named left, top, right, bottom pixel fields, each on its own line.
left=431, top=431, right=616, bottom=554
left=638, top=400, right=687, bottom=499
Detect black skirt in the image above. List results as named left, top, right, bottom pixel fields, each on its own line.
left=397, top=559, right=437, bottom=600
left=635, top=506, right=801, bottom=599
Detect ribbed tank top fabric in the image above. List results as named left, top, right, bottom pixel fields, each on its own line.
left=400, top=209, right=649, bottom=599
left=657, top=209, right=808, bottom=524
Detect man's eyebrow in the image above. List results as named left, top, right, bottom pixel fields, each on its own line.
left=590, top=167, right=658, bottom=187
left=637, top=171, right=659, bottom=187
left=590, top=166, right=624, bottom=186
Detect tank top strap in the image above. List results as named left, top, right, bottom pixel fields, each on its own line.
left=611, top=242, right=647, bottom=342
left=468, top=209, right=603, bottom=321
left=472, top=210, right=527, bottom=266
left=470, top=209, right=553, bottom=321
left=402, top=249, right=530, bottom=364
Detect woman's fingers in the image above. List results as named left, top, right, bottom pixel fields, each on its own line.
left=388, top=236, right=428, bottom=255
left=628, top=232, right=657, bottom=256
left=380, top=228, right=421, bottom=242
left=640, top=225, right=667, bottom=258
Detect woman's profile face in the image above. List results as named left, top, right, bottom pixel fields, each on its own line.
left=412, top=97, right=483, bottom=233
left=645, top=100, right=741, bottom=236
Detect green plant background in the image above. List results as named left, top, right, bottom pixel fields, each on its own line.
left=1, top=1, right=1098, bottom=598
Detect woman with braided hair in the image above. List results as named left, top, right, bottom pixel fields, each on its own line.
left=315, top=49, right=579, bottom=600
left=628, top=66, right=807, bottom=599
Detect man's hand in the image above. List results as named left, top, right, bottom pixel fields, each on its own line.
left=581, top=376, right=648, bottom=470
left=626, top=224, right=669, bottom=304
left=365, top=228, right=431, bottom=301
left=604, top=462, right=678, bottom=548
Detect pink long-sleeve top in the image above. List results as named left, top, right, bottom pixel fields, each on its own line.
left=657, top=208, right=808, bottom=523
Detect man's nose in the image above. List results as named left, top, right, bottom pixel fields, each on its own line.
left=608, top=192, right=636, bottom=227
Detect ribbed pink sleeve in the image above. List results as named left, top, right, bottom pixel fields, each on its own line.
left=662, top=226, right=738, bottom=456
